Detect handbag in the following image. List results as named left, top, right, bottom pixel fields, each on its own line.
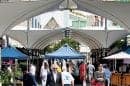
left=91, top=79, right=105, bottom=86
left=91, top=79, right=97, bottom=86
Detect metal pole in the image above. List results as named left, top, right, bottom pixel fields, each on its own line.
left=6, top=35, right=9, bottom=46
left=27, top=19, right=30, bottom=70
left=105, top=18, right=108, bottom=48
left=115, top=59, right=116, bottom=70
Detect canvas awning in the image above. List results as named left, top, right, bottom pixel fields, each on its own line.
left=104, top=51, right=130, bottom=70
left=2, top=46, right=28, bottom=60
left=45, top=44, right=85, bottom=59
left=104, top=52, right=130, bottom=60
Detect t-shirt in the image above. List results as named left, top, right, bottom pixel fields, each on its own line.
left=62, top=71, right=74, bottom=84
left=29, top=65, right=36, bottom=76
left=79, top=63, right=87, bottom=80
left=40, top=66, right=48, bottom=80
left=104, top=68, right=111, bottom=79
left=88, top=64, right=95, bottom=74
left=94, top=71, right=105, bottom=82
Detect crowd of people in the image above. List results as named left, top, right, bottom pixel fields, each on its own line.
left=15, top=60, right=112, bottom=86
left=16, top=60, right=74, bottom=86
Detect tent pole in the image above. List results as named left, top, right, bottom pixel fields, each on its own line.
left=115, top=59, right=116, bottom=71
left=27, top=19, right=30, bottom=70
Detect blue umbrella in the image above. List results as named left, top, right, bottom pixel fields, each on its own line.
left=2, top=46, right=28, bottom=60
left=45, top=44, right=85, bottom=59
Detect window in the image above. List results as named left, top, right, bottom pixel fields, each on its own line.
left=72, top=21, right=86, bottom=28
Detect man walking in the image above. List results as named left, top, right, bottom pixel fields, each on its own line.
left=46, top=64, right=62, bottom=86
left=16, top=66, right=37, bottom=86
left=87, top=62, right=95, bottom=82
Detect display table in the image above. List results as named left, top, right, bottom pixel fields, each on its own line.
left=111, top=73, right=130, bottom=86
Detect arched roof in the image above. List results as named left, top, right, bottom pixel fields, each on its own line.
left=0, top=0, right=130, bottom=37
left=31, top=29, right=102, bottom=49
left=0, top=0, right=62, bottom=36
left=6, top=28, right=128, bottom=49
left=1, top=0, right=130, bottom=49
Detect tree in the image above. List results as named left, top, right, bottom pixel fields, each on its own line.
left=43, top=37, right=80, bottom=54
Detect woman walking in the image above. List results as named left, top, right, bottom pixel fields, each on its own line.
left=93, top=64, right=105, bottom=86
left=40, top=61, right=49, bottom=86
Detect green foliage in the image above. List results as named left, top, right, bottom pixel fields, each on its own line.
left=0, top=70, right=12, bottom=85
left=0, top=66, right=22, bottom=86
left=19, top=61, right=27, bottom=68
left=44, top=37, right=79, bottom=53
left=110, top=38, right=126, bottom=49
left=14, top=68, right=22, bottom=78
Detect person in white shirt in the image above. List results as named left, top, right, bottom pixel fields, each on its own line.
left=7, top=65, right=13, bottom=83
left=40, top=61, right=49, bottom=86
left=61, top=66, right=74, bottom=86
left=87, top=62, right=95, bottom=82
left=29, top=63, right=37, bottom=86
left=29, top=64, right=36, bottom=76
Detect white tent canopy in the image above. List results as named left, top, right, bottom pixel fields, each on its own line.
left=104, top=51, right=130, bottom=70
left=0, top=0, right=130, bottom=37
left=104, top=52, right=130, bottom=60
left=6, top=28, right=128, bottom=49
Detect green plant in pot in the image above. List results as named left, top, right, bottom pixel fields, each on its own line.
left=14, top=68, right=22, bottom=79
left=0, top=70, right=12, bottom=86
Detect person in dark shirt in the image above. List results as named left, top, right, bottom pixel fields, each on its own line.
left=46, top=64, right=62, bottom=86
left=16, top=66, right=37, bottom=86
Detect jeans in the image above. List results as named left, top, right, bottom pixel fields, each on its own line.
left=105, top=78, right=110, bottom=86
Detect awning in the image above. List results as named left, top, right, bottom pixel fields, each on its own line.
left=2, top=46, right=28, bottom=60
left=45, top=44, right=85, bottom=59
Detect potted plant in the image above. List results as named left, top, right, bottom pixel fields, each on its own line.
left=0, top=70, right=12, bottom=86
left=14, top=68, right=22, bottom=86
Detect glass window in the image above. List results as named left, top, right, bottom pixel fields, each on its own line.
left=72, top=21, right=79, bottom=28
left=80, top=21, right=86, bottom=27
left=72, top=21, right=86, bottom=28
